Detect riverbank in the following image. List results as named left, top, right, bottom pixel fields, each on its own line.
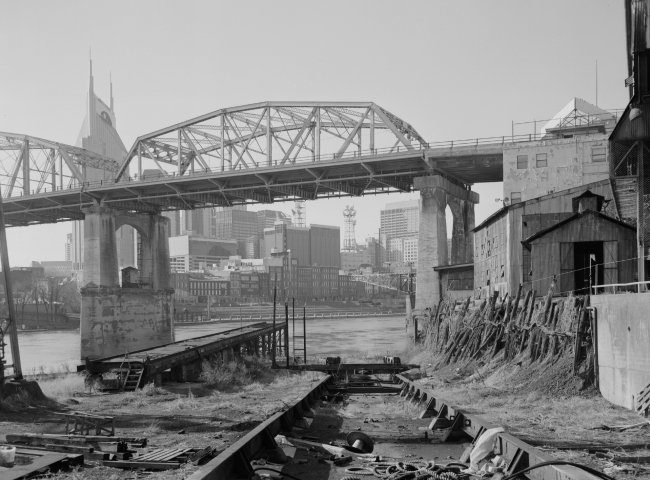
left=403, top=342, right=650, bottom=479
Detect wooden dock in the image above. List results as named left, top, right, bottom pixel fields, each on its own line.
left=83, top=322, right=286, bottom=385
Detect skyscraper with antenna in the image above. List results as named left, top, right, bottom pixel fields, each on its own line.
left=343, top=205, right=357, bottom=251
left=71, top=58, right=134, bottom=275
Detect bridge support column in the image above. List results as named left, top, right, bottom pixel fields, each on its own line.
left=80, top=206, right=174, bottom=360
left=83, top=207, right=120, bottom=287
left=414, top=176, right=479, bottom=310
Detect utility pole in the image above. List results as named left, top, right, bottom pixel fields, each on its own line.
left=0, top=190, right=21, bottom=394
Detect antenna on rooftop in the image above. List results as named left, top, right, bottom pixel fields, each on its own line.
left=343, top=205, right=357, bottom=252
left=293, top=201, right=306, bottom=227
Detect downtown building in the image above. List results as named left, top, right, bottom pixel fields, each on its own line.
left=70, top=62, right=134, bottom=280
left=380, top=199, right=420, bottom=267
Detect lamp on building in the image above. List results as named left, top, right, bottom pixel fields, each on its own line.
left=630, top=107, right=643, bottom=121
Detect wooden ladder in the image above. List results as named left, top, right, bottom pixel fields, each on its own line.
left=123, top=367, right=144, bottom=392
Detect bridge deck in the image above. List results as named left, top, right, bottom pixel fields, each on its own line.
left=86, top=322, right=284, bottom=376
left=3, top=143, right=503, bottom=226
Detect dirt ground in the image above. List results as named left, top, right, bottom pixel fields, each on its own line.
left=407, top=344, right=650, bottom=479
left=0, top=360, right=324, bottom=479
left=3, top=345, right=650, bottom=480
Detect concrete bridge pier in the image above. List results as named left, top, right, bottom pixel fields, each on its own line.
left=80, top=206, right=174, bottom=360
left=414, top=176, right=479, bottom=310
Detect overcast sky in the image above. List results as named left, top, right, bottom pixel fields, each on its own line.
left=0, top=1, right=630, bottom=266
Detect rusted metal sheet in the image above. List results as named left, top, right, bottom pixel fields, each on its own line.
left=187, top=375, right=332, bottom=480
left=395, top=375, right=599, bottom=480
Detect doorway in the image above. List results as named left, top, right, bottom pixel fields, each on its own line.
left=574, top=241, right=604, bottom=295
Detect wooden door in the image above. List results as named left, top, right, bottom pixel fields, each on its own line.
left=560, top=242, right=575, bottom=294
left=603, top=240, right=618, bottom=287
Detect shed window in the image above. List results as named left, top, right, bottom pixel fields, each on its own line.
left=536, top=153, right=548, bottom=168
left=517, top=155, right=528, bottom=169
left=592, top=147, right=607, bottom=162
left=511, top=192, right=522, bottom=203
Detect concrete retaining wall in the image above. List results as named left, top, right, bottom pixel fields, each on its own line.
left=80, top=287, right=174, bottom=360
left=592, top=293, right=650, bottom=409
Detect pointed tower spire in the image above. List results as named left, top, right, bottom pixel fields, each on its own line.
left=110, top=71, right=114, bottom=111
left=89, top=49, right=94, bottom=95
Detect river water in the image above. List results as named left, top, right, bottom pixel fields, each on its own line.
left=8, top=316, right=408, bottom=375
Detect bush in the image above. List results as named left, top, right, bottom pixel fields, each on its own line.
left=200, top=355, right=268, bottom=390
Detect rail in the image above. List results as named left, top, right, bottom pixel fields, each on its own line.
left=173, top=310, right=401, bottom=323
left=187, top=375, right=333, bottom=479
left=591, top=280, right=650, bottom=294
left=395, top=374, right=599, bottom=480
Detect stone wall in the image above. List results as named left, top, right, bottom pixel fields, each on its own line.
left=80, top=286, right=174, bottom=360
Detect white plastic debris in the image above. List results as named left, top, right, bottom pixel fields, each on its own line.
left=469, top=427, right=505, bottom=471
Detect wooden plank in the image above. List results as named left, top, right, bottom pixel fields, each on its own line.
left=103, top=460, right=181, bottom=470
left=45, top=444, right=93, bottom=453
left=14, top=445, right=111, bottom=462
left=16, top=433, right=144, bottom=444
left=6, top=434, right=88, bottom=447
left=0, top=453, right=68, bottom=480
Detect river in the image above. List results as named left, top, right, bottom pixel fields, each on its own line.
left=7, top=316, right=408, bottom=375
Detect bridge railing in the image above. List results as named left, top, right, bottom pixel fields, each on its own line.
left=8, top=132, right=569, bottom=197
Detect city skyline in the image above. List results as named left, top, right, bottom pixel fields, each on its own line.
left=1, top=1, right=630, bottom=266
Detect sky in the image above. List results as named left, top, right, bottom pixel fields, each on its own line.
left=0, top=0, right=631, bottom=266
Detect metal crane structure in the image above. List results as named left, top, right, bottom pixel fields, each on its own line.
left=343, top=205, right=357, bottom=251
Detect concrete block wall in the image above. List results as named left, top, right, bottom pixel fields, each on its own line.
left=592, top=293, right=650, bottom=410
left=80, top=286, right=174, bottom=360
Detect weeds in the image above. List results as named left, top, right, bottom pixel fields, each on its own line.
left=30, top=373, right=85, bottom=399
left=0, top=390, right=34, bottom=411
left=200, top=355, right=268, bottom=390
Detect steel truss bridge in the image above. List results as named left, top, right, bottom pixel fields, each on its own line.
left=0, top=102, right=505, bottom=227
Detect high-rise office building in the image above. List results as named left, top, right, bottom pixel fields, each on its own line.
left=263, top=222, right=340, bottom=268
left=212, top=208, right=258, bottom=241
left=256, top=210, right=292, bottom=239
left=71, top=61, right=134, bottom=273
left=380, top=199, right=420, bottom=265
left=310, top=224, right=340, bottom=268
left=380, top=199, right=420, bottom=239
left=264, top=223, right=311, bottom=266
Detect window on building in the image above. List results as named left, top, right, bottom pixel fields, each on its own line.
left=511, top=192, right=522, bottom=204
left=592, top=147, right=607, bottom=162
left=536, top=153, right=547, bottom=168
left=517, top=155, right=527, bottom=169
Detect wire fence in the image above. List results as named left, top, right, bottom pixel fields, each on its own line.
left=519, top=254, right=642, bottom=296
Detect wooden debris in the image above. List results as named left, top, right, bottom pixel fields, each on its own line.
left=55, top=411, right=115, bottom=436
left=636, top=381, right=650, bottom=417
left=103, top=447, right=212, bottom=470
left=421, top=284, right=588, bottom=370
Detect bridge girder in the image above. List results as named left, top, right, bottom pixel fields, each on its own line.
left=0, top=132, right=120, bottom=199
left=118, top=102, right=427, bottom=181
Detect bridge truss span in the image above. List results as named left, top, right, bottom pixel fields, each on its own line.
left=117, top=102, right=427, bottom=179
left=0, top=101, right=505, bottom=226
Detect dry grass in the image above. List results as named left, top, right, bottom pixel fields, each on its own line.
left=35, top=373, right=85, bottom=399
left=200, top=355, right=269, bottom=390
